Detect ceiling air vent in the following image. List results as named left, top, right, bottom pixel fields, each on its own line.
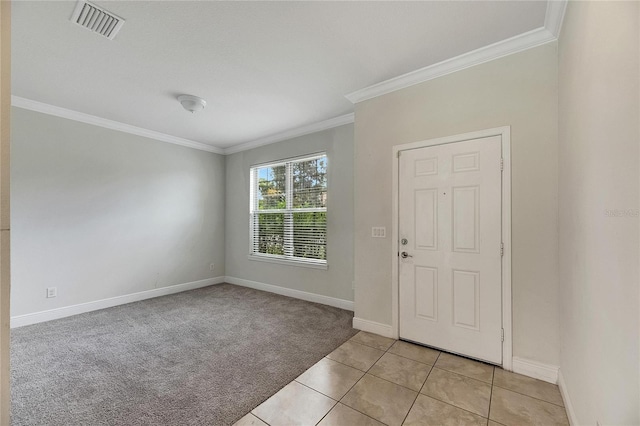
left=70, top=0, right=125, bottom=40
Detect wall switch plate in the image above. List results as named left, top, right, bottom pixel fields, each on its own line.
left=46, top=287, right=57, bottom=298
left=371, top=227, right=386, bottom=238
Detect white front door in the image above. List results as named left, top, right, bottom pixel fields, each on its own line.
left=398, top=135, right=503, bottom=364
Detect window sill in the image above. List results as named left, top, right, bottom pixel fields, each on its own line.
left=247, top=254, right=328, bottom=270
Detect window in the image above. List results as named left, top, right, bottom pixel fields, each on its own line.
left=249, top=154, right=327, bottom=268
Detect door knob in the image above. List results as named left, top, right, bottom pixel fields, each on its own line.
left=401, top=252, right=413, bottom=259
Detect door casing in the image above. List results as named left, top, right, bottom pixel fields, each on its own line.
left=391, top=126, right=512, bottom=371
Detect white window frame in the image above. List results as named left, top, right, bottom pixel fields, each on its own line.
left=248, top=153, right=328, bottom=270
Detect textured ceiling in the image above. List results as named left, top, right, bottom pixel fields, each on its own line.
left=12, top=1, right=547, bottom=148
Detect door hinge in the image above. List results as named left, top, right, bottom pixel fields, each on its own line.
left=500, top=158, right=504, bottom=171
left=500, top=242, right=504, bottom=257
left=501, top=328, right=504, bottom=342
left=397, top=151, right=401, bottom=158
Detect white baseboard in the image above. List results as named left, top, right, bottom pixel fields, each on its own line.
left=557, top=369, right=578, bottom=426
left=352, top=317, right=395, bottom=338
left=11, top=276, right=225, bottom=328
left=512, top=356, right=559, bottom=384
left=224, top=276, right=353, bottom=311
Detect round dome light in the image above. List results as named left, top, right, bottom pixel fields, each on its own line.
left=177, top=94, right=207, bottom=113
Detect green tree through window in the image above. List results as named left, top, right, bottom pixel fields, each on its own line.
left=250, top=154, right=327, bottom=265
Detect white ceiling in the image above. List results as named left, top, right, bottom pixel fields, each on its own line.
left=12, top=1, right=547, bottom=149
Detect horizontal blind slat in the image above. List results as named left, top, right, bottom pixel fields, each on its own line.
left=250, top=155, right=327, bottom=263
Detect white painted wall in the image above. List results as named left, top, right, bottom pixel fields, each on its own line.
left=558, top=2, right=640, bottom=424
left=11, top=107, right=225, bottom=316
left=353, top=43, right=561, bottom=365
left=225, top=124, right=354, bottom=303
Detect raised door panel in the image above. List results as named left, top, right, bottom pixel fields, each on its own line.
left=452, top=186, right=480, bottom=253
left=452, top=269, right=480, bottom=331
left=415, top=266, right=437, bottom=321
left=415, top=189, right=438, bottom=250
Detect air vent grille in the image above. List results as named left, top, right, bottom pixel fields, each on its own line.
left=70, top=1, right=125, bottom=40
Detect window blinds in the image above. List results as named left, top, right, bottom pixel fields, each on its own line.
left=250, top=154, right=327, bottom=265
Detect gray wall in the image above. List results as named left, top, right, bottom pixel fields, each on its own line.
left=11, top=107, right=226, bottom=316
left=225, top=124, right=354, bottom=302
left=353, top=43, right=560, bottom=365
left=558, top=2, right=639, bottom=424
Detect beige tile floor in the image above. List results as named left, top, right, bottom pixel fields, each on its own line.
left=234, top=332, right=569, bottom=426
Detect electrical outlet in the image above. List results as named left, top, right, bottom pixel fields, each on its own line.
left=46, top=287, right=57, bottom=298
left=209, top=263, right=215, bottom=271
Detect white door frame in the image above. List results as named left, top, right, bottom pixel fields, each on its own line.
left=391, top=126, right=512, bottom=371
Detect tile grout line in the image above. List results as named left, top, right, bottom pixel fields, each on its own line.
left=354, top=334, right=442, bottom=366
left=432, top=365, right=494, bottom=385
left=323, top=343, right=392, bottom=425
left=399, top=390, right=420, bottom=425
left=487, top=373, right=495, bottom=425
left=399, top=350, right=443, bottom=425
left=327, top=340, right=388, bottom=373
left=386, top=350, right=440, bottom=366
left=357, top=365, right=431, bottom=393
left=247, top=335, right=367, bottom=426
left=333, top=336, right=409, bottom=425
left=491, top=384, right=567, bottom=408
left=399, top=360, right=435, bottom=426
left=415, top=352, right=498, bottom=422
left=248, top=379, right=295, bottom=425
left=419, top=393, right=492, bottom=422
left=391, top=341, right=494, bottom=378
left=332, top=337, right=505, bottom=425
left=341, top=339, right=388, bottom=355
left=257, top=372, right=344, bottom=425
left=244, top=336, right=391, bottom=426
left=333, top=338, right=527, bottom=425
left=430, top=365, right=494, bottom=386
left=345, top=404, right=391, bottom=426
left=324, top=355, right=368, bottom=372
left=276, top=352, right=386, bottom=425
left=294, top=379, right=340, bottom=403
left=335, top=374, right=391, bottom=426
left=300, top=381, right=338, bottom=426
left=366, top=366, right=431, bottom=393
left=487, top=364, right=495, bottom=425
left=314, top=408, right=333, bottom=426
left=391, top=339, right=443, bottom=365
left=251, top=411, right=271, bottom=426
left=337, top=403, right=391, bottom=426
left=304, top=337, right=565, bottom=426
left=349, top=334, right=396, bottom=352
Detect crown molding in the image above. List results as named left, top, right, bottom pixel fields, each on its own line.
left=13, top=1, right=567, bottom=153
left=544, top=0, right=568, bottom=38
left=345, top=27, right=555, bottom=104
left=346, top=0, right=568, bottom=104
left=223, top=112, right=354, bottom=155
left=11, top=96, right=225, bottom=154
left=12, top=96, right=353, bottom=156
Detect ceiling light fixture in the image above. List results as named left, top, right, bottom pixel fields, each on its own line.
left=178, top=95, right=207, bottom=114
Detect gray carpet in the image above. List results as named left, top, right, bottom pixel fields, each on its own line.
left=11, top=283, right=357, bottom=426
